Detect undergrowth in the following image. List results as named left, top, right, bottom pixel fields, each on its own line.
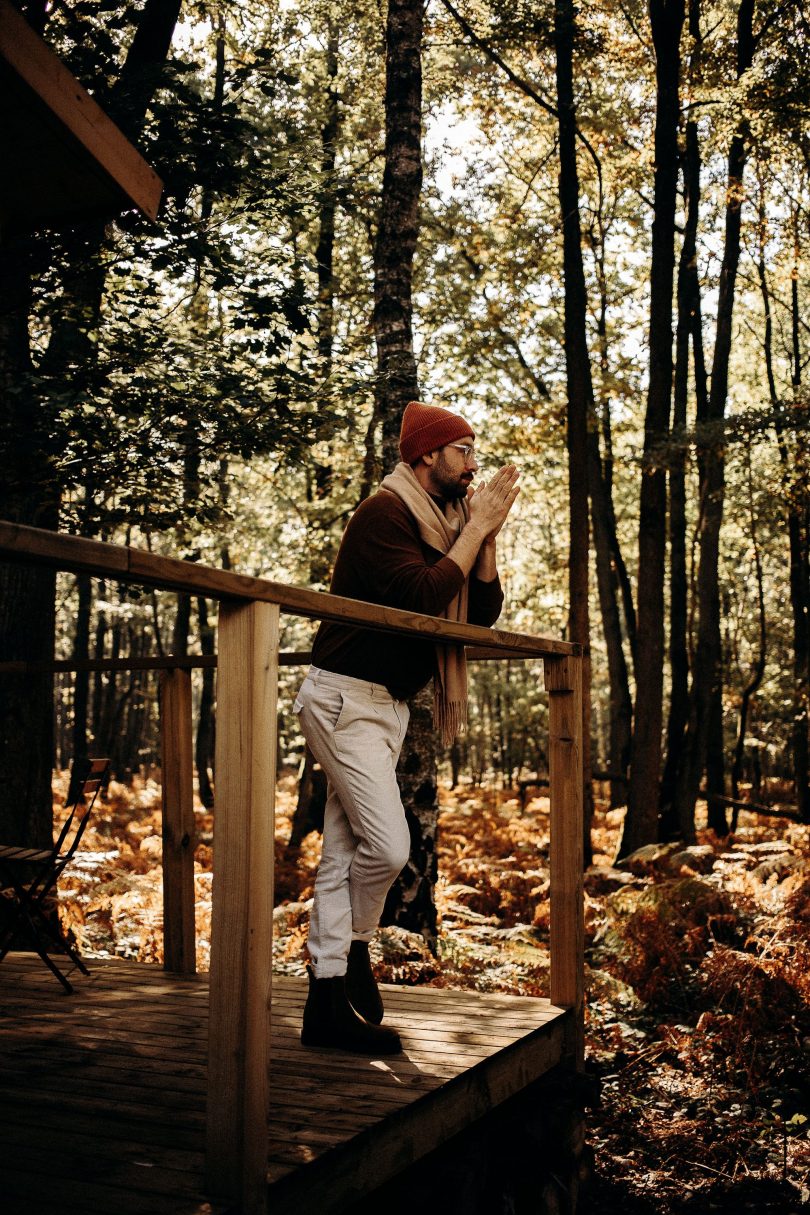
left=53, top=771, right=810, bottom=1213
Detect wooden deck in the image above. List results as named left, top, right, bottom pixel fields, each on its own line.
left=0, top=953, right=571, bottom=1215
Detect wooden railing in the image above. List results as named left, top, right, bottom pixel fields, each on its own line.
left=0, top=519, right=584, bottom=1214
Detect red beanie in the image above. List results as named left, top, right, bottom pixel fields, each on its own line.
left=398, top=400, right=474, bottom=465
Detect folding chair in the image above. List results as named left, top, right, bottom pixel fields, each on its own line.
left=0, top=757, right=109, bottom=993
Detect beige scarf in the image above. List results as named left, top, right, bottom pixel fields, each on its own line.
left=380, top=461, right=469, bottom=744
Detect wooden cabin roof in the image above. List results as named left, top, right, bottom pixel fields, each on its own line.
left=0, top=0, right=162, bottom=234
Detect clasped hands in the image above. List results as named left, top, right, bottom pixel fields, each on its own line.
left=466, top=464, right=520, bottom=542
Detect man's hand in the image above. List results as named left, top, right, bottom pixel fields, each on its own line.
left=467, top=465, right=520, bottom=541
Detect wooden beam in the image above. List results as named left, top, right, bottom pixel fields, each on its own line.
left=0, top=651, right=311, bottom=673
left=0, top=647, right=514, bottom=675
left=0, top=0, right=162, bottom=223
left=159, top=669, right=196, bottom=976
left=206, top=601, right=278, bottom=1212
left=0, top=520, right=581, bottom=659
left=545, top=654, right=584, bottom=1069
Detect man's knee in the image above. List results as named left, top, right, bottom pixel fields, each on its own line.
left=358, top=824, right=410, bottom=882
left=377, top=824, right=411, bottom=879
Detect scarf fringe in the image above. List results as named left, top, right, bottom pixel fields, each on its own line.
left=434, top=689, right=468, bottom=748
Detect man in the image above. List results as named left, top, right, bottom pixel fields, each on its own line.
left=295, top=400, right=519, bottom=1054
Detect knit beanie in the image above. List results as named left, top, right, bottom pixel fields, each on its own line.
left=398, top=400, right=474, bottom=465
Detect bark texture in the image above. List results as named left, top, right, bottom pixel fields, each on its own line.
left=622, top=0, right=685, bottom=855
left=372, top=0, right=437, bottom=941
left=553, top=0, right=595, bottom=857
left=757, top=177, right=810, bottom=821
left=0, top=235, right=57, bottom=846
left=374, top=0, right=425, bottom=473
left=660, top=5, right=707, bottom=834
left=671, top=0, right=756, bottom=839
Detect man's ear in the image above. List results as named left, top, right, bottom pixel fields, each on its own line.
left=421, top=449, right=439, bottom=468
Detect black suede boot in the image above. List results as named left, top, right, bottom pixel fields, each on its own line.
left=301, top=967, right=401, bottom=1055
left=346, top=939, right=384, bottom=1025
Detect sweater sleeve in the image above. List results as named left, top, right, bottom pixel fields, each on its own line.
left=469, top=574, right=504, bottom=627
left=335, top=493, right=466, bottom=617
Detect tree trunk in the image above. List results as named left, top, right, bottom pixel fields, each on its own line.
left=373, top=0, right=425, bottom=473
left=0, top=0, right=182, bottom=847
left=67, top=574, right=93, bottom=803
left=590, top=224, right=634, bottom=806
left=372, top=0, right=436, bottom=942
left=91, top=581, right=107, bottom=746
left=553, top=0, right=595, bottom=859
left=196, top=597, right=216, bottom=810
left=589, top=434, right=632, bottom=805
left=0, top=234, right=56, bottom=847
left=621, top=0, right=685, bottom=856
left=660, top=6, right=706, bottom=834
left=730, top=445, right=766, bottom=805
left=381, top=686, right=438, bottom=944
left=671, top=0, right=756, bottom=838
left=788, top=208, right=810, bottom=821
left=290, top=26, right=343, bottom=846
left=757, top=189, right=806, bottom=816
left=757, top=173, right=810, bottom=820
left=316, top=21, right=339, bottom=377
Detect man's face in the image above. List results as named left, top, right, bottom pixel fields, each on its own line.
left=430, top=437, right=478, bottom=501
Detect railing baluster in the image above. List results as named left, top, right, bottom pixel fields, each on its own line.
left=205, top=600, right=279, bottom=1212
left=159, top=668, right=196, bottom=974
left=546, top=654, right=585, bottom=1070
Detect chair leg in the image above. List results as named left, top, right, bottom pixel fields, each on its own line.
left=0, top=889, right=81, bottom=992
left=32, top=937, right=74, bottom=993
left=0, top=919, right=20, bottom=962
left=31, top=897, right=89, bottom=976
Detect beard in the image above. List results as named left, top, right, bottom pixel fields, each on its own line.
left=433, top=451, right=473, bottom=501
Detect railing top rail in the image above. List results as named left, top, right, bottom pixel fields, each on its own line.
left=0, top=520, right=581, bottom=660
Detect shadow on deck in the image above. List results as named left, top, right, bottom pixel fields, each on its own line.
left=0, top=953, right=572, bottom=1215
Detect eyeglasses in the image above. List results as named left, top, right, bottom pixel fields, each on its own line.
left=445, top=443, right=478, bottom=466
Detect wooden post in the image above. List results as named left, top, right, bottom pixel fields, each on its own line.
left=546, top=654, right=585, bottom=1069
left=205, top=600, right=278, bottom=1213
left=159, top=668, right=197, bottom=974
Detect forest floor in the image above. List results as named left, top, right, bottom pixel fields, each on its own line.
left=54, top=772, right=810, bottom=1214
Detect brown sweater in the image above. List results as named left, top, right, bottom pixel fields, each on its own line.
left=312, top=489, right=504, bottom=700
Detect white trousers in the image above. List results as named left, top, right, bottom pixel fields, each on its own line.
left=294, top=666, right=411, bottom=979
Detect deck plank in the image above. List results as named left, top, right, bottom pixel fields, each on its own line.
left=0, top=953, right=570, bottom=1215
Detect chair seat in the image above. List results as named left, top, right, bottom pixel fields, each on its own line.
left=0, top=845, right=53, bottom=864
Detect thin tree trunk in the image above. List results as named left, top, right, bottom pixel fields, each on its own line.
left=91, top=581, right=107, bottom=745
left=589, top=435, right=632, bottom=805
left=660, top=5, right=704, bottom=834
left=788, top=206, right=810, bottom=821
left=316, top=21, right=339, bottom=377
left=553, top=0, right=595, bottom=858
left=196, top=597, right=215, bottom=810
left=590, top=195, right=638, bottom=676
left=621, top=0, right=685, bottom=855
left=671, top=0, right=756, bottom=839
left=730, top=443, right=766, bottom=814
left=290, top=25, right=343, bottom=846
left=67, top=574, right=93, bottom=802
left=588, top=222, right=634, bottom=803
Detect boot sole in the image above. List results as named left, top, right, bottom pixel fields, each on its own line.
left=300, top=1029, right=402, bottom=1055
